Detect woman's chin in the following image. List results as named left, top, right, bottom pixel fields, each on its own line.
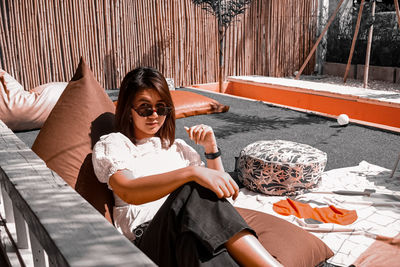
left=146, top=126, right=161, bottom=135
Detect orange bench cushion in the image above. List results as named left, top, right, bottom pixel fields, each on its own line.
left=113, top=90, right=229, bottom=119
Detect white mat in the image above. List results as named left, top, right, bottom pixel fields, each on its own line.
left=231, top=161, right=400, bottom=266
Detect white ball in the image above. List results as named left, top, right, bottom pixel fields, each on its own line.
left=337, top=114, right=349, bottom=126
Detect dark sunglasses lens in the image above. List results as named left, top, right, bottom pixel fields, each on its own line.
left=137, top=107, right=153, bottom=117
left=156, top=107, right=170, bottom=116
left=135, top=106, right=171, bottom=117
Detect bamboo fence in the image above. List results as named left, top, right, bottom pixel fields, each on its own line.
left=0, top=0, right=318, bottom=90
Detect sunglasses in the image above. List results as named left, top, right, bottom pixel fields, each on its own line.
left=132, top=105, right=172, bottom=117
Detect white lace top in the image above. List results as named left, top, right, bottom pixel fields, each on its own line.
left=92, top=132, right=204, bottom=240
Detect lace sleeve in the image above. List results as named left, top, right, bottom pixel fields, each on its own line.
left=175, top=139, right=205, bottom=167
left=92, top=133, right=137, bottom=188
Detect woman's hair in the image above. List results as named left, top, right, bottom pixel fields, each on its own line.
left=115, top=67, right=175, bottom=147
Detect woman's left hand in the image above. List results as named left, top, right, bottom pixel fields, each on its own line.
left=184, top=124, right=217, bottom=153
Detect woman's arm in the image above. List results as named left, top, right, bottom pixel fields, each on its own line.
left=184, top=125, right=224, bottom=171
left=204, top=141, right=224, bottom=172
left=109, top=165, right=238, bottom=205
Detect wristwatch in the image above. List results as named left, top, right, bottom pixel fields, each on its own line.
left=204, top=147, right=221, bottom=159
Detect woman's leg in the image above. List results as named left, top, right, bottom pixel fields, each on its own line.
left=225, top=230, right=283, bottom=267
left=174, top=232, right=239, bottom=267
left=136, top=182, right=246, bottom=266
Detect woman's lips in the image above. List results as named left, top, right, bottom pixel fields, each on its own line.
left=146, top=121, right=158, bottom=126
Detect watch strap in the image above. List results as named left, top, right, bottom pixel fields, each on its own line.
left=204, top=147, right=221, bottom=159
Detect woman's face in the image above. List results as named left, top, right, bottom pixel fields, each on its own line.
left=131, top=89, right=168, bottom=140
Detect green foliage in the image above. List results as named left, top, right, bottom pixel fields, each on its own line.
left=354, top=0, right=400, bottom=13
left=326, top=1, right=400, bottom=67
left=192, top=0, right=253, bottom=31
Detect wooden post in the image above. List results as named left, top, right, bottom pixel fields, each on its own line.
left=1, top=186, right=14, bottom=223
left=315, top=0, right=329, bottom=75
left=219, top=29, right=224, bottom=93
left=296, top=0, right=346, bottom=80
left=395, top=0, right=400, bottom=29
left=218, top=0, right=223, bottom=93
left=13, top=204, right=30, bottom=249
left=363, top=0, right=376, bottom=88
left=29, top=229, right=47, bottom=267
left=344, top=0, right=365, bottom=83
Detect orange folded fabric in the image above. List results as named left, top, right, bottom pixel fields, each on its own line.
left=273, top=198, right=357, bottom=225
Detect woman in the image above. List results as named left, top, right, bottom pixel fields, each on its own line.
left=92, top=67, right=282, bottom=266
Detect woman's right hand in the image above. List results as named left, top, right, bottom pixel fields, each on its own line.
left=191, top=166, right=239, bottom=200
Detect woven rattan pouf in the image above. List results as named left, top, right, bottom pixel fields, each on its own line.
left=236, top=140, right=327, bottom=196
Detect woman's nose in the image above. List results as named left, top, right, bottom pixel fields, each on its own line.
left=149, top=109, right=158, bottom=117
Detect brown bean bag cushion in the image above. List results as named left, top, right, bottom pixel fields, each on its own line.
left=0, top=69, right=67, bottom=131
left=352, top=233, right=400, bottom=267
left=32, top=57, right=115, bottom=223
left=171, top=90, right=229, bottom=119
left=113, top=90, right=229, bottom=119
left=236, top=207, right=334, bottom=267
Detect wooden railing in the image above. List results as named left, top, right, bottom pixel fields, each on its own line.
left=0, top=120, right=155, bottom=267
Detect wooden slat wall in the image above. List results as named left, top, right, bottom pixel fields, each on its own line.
left=0, top=0, right=318, bottom=90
